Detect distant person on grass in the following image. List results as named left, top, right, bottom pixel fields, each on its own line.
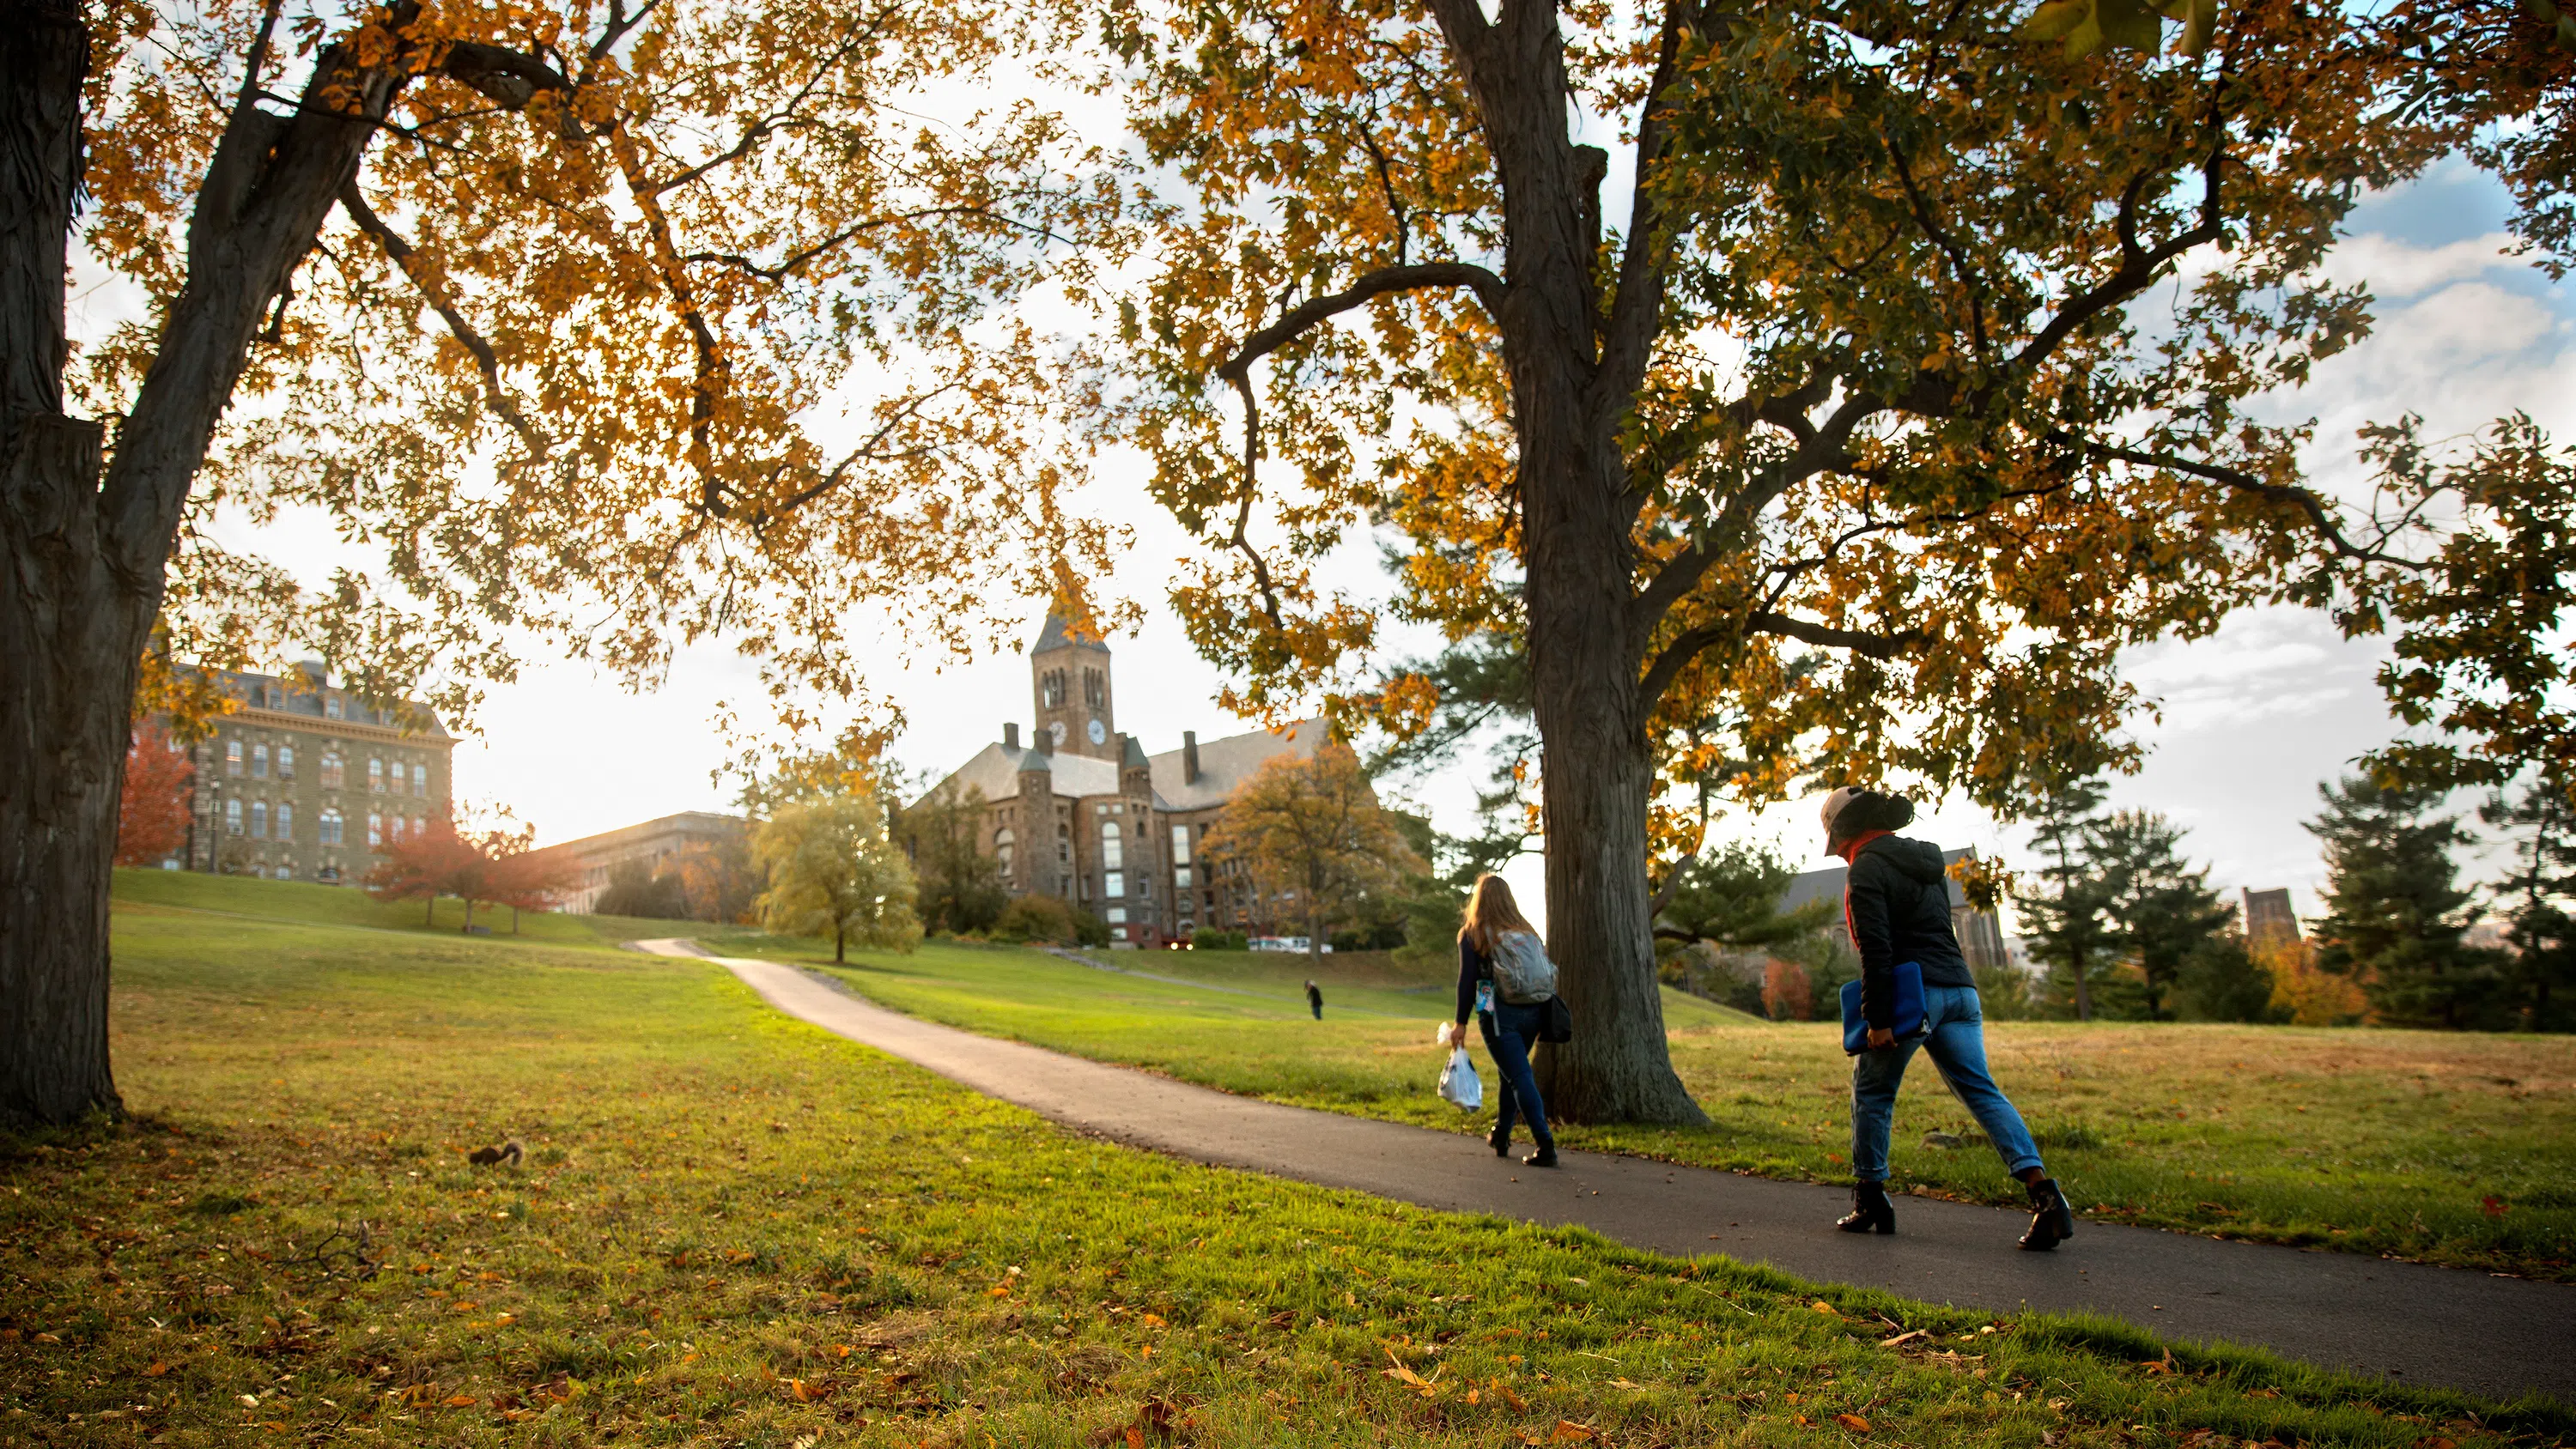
left=1305, top=979, right=1324, bottom=1020
left=1449, top=874, right=1559, bottom=1168
left=1822, top=786, right=2075, bottom=1251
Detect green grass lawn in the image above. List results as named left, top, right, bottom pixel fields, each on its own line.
left=709, top=928, right=2576, bottom=1282
left=0, top=880, right=2558, bottom=1446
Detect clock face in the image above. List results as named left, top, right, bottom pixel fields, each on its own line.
left=1087, top=718, right=1108, bottom=745
left=1048, top=721, right=1066, bottom=746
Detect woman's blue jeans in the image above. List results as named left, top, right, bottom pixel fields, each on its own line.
left=1479, top=1002, right=1554, bottom=1150
left=1850, top=984, right=2043, bottom=1183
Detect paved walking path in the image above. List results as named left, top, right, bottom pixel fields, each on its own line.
left=635, top=941, right=2573, bottom=1404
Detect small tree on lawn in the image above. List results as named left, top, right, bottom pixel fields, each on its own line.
left=2480, top=772, right=2576, bottom=1032
left=896, top=783, right=1010, bottom=936
left=2088, top=809, right=2236, bottom=1021
left=2014, top=779, right=2115, bottom=1021
left=114, top=723, right=195, bottom=868
left=755, top=794, right=921, bottom=964
left=1200, top=743, right=1421, bottom=977
left=367, top=812, right=571, bottom=931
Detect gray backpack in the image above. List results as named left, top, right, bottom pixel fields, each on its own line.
left=1488, top=930, right=1558, bottom=1004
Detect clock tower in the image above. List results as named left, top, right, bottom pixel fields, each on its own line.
left=1029, top=613, right=1117, bottom=761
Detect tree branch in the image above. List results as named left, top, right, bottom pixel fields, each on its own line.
left=1601, top=1, right=1695, bottom=397
left=2059, top=433, right=2434, bottom=571
left=337, top=184, right=554, bottom=463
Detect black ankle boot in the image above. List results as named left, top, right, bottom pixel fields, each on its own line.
left=1522, top=1145, right=1559, bottom=1168
left=2020, top=1177, right=2076, bottom=1251
left=1836, top=1181, right=1896, bottom=1234
left=1489, top=1128, right=1510, bottom=1158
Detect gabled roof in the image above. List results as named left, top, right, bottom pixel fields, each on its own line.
left=914, top=718, right=1331, bottom=815
left=1030, top=613, right=1111, bottom=655
left=917, top=742, right=1138, bottom=809
left=1145, top=719, right=1327, bottom=813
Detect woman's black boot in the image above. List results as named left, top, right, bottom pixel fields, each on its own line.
left=2019, top=1177, right=2076, bottom=1251
left=1522, top=1143, right=1559, bottom=1168
left=1836, top=1181, right=1896, bottom=1234
left=1488, top=1127, right=1510, bottom=1158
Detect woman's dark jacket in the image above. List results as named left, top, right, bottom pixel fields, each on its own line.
left=1844, top=834, right=1975, bottom=1028
left=1454, top=937, right=1489, bottom=1022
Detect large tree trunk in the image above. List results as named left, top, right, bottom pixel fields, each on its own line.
left=1431, top=0, right=1704, bottom=1125
left=0, top=0, right=414, bottom=1125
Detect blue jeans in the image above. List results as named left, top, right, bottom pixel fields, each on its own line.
left=1850, top=984, right=2042, bottom=1183
left=1479, top=1002, right=1554, bottom=1150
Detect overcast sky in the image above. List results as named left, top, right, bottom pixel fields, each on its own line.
left=148, top=121, right=2564, bottom=935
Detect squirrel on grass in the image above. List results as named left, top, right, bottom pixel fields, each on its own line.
left=468, top=1139, right=524, bottom=1167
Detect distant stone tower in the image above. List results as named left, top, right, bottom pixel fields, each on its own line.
left=1030, top=614, right=1116, bottom=761
left=1014, top=748, right=1057, bottom=898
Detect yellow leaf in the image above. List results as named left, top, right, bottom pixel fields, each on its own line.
left=1838, top=1412, right=1874, bottom=1432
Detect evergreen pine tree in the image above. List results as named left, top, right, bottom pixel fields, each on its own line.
left=2306, top=775, right=2495, bottom=1029
left=2088, top=810, right=2238, bottom=1020
left=2013, top=778, right=2112, bottom=1020
left=2482, top=773, right=2576, bottom=1033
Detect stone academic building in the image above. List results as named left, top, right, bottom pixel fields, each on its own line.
left=174, top=663, right=457, bottom=884
left=915, top=617, right=1326, bottom=948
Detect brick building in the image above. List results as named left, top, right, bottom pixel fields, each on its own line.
left=915, top=616, right=1326, bottom=947
left=525, top=811, right=749, bottom=914
left=178, top=663, right=456, bottom=883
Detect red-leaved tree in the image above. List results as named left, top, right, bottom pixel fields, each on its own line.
left=368, top=813, right=575, bottom=933
left=113, top=723, right=194, bottom=868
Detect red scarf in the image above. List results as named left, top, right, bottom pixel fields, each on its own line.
left=1836, top=829, right=1893, bottom=944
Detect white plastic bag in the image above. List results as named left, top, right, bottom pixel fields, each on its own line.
left=1438, top=1046, right=1483, bottom=1112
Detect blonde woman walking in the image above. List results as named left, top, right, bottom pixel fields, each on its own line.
left=1447, top=875, right=1559, bottom=1167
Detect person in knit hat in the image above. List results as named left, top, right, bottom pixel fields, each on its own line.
left=1820, top=786, right=2075, bottom=1252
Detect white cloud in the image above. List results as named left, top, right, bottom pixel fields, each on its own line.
left=2320, top=233, right=2524, bottom=300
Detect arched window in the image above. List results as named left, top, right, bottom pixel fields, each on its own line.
left=319, top=753, right=344, bottom=789
left=250, top=801, right=269, bottom=839
left=368, top=813, right=383, bottom=847
left=411, top=763, right=428, bottom=797
left=225, top=739, right=244, bottom=777
left=368, top=758, right=385, bottom=793
left=276, top=745, right=295, bottom=780
left=276, top=803, right=294, bottom=840
left=225, top=799, right=243, bottom=835
left=251, top=743, right=269, bottom=779
left=319, top=809, right=343, bottom=846
left=1100, top=821, right=1123, bottom=870
left=994, top=828, right=1015, bottom=879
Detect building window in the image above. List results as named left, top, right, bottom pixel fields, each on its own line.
left=1042, top=669, right=1066, bottom=707
left=1084, top=668, right=1105, bottom=708
left=410, top=815, right=425, bottom=840
left=1057, top=824, right=1070, bottom=867
left=1106, top=906, right=1127, bottom=925
left=251, top=743, right=269, bottom=779
left=1100, top=822, right=1122, bottom=870
left=325, top=695, right=343, bottom=720
left=387, top=815, right=404, bottom=845
left=225, top=740, right=244, bottom=777
left=411, top=763, right=428, bottom=797
left=276, top=803, right=294, bottom=840
left=319, top=809, right=343, bottom=846
left=319, top=752, right=344, bottom=789
left=1170, top=824, right=1190, bottom=867
left=1175, top=867, right=1192, bottom=890
left=225, top=799, right=243, bottom=836
left=368, top=813, right=383, bottom=847
left=250, top=801, right=269, bottom=839
left=994, top=828, right=1015, bottom=880
left=1103, top=870, right=1123, bottom=898
left=276, top=745, right=295, bottom=780
left=368, top=758, right=385, bottom=793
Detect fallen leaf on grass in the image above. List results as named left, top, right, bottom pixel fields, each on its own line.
left=445, top=1394, right=479, bottom=1407
left=1879, top=1331, right=1925, bottom=1349
left=1836, top=1412, right=1873, bottom=1432
left=1139, top=1312, right=1167, bottom=1328
left=143, top=1362, right=172, bottom=1377
left=2482, top=1197, right=2506, bottom=1220
left=1809, top=1300, right=1838, bottom=1317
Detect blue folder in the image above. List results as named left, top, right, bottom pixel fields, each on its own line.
left=1840, top=961, right=1926, bottom=1055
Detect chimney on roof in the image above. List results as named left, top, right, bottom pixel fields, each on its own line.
left=1005, top=722, right=1021, bottom=749
left=1183, top=731, right=1200, bottom=785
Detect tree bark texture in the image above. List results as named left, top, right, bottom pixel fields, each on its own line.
left=1427, top=0, right=1705, bottom=1125
left=1, top=0, right=414, bottom=1125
